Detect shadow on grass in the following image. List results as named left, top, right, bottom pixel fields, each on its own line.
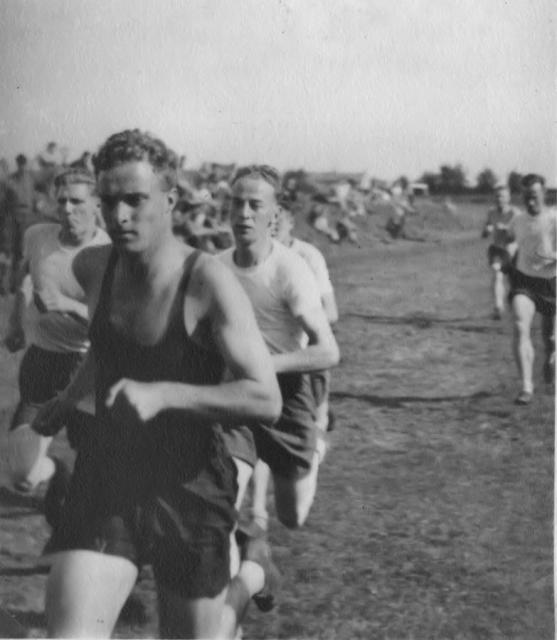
left=331, top=390, right=492, bottom=409
left=0, top=566, right=49, bottom=577
left=1, top=607, right=44, bottom=635
left=0, top=607, right=30, bottom=639
left=0, top=487, right=41, bottom=510
left=345, top=312, right=504, bottom=333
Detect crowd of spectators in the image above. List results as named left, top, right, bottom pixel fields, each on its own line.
left=0, top=140, right=418, bottom=293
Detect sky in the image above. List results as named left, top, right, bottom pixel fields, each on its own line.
left=0, top=0, right=555, bottom=183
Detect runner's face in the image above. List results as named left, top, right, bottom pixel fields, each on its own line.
left=56, top=183, right=99, bottom=243
left=98, top=161, right=176, bottom=253
left=494, top=188, right=510, bottom=209
left=523, top=182, right=544, bottom=217
left=230, top=176, right=277, bottom=246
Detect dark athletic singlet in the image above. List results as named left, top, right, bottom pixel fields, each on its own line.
left=87, top=248, right=233, bottom=517
left=50, top=250, right=237, bottom=596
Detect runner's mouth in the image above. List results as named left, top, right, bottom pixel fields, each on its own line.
left=112, top=230, right=136, bottom=240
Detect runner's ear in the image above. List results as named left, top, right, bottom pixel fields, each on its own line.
left=166, top=187, right=178, bottom=213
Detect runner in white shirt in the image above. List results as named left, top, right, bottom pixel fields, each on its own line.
left=219, top=166, right=339, bottom=619
left=274, top=198, right=338, bottom=447
left=481, top=184, right=521, bottom=319
left=507, top=174, right=556, bottom=404
left=3, top=167, right=110, bottom=499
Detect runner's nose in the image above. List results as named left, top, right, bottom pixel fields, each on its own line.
left=114, top=201, right=131, bottom=225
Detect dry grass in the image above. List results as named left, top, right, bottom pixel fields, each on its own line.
left=0, top=199, right=553, bottom=639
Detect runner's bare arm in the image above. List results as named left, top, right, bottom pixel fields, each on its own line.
left=106, top=257, right=282, bottom=425
left=322, top=290, right=339, bottom=325
left=35, top=248, right=111, bottom=325
left=29, top=249, right=110, bottom=434
left=72, top=245, right=112, bottom=315
left=5, top=260, right=29, bottom=350
left=272, top=305, right=340, bottom=374
left=38, top=286, right=89, bottom=320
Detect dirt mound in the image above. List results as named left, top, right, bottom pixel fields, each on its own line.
left=289, top=195, right=485, bottom=257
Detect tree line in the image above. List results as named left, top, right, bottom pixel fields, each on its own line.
left=416, top=164, right=525, bottom=195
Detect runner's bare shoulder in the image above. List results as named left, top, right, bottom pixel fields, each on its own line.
left=72, top=244, right=112, bottom=295
left=185, top=251, right=250, bottom=335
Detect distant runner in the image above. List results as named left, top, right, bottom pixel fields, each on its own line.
left=508, top=174, right=556, bottom=404
left=482, top=184, right=521, bottom=319
left=274, top=196, right=339, bottom=445
left=3, top=167, right=109, bottom=507
left=219, top=168, right=339, bottom=626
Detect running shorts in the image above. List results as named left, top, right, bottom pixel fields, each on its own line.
left=222, top=424, right=258, bottom=468
left=487, top=245, right=513, bottom=273
left=10, top=344, right=91, bottom=449
left=45, top=426, right=237, bottom=599
left=252, top=372, right=317, bottom=479
left=509, top=269, right=556, bottom=317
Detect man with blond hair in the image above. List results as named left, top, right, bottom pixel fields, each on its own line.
left=4, top=167, right=110, bottom=502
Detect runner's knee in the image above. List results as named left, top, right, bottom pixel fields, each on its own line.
left=513, top=316, right=531, bottom=336
left=276, top=503, right=308, bottom=529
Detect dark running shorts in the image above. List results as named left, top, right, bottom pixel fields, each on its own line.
left=10, top=345, right=90, bottom=449
left=509, top=269, right=556, bottom=317
left=46, top=427, right=237, bottom=599
left=222, top=424, right=258, bottom=468
left=252, top=372, right=317, bottom=479
left=487, top=245, right=513, bottom=272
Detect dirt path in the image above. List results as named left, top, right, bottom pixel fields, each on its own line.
left=0, top=235, right=553, bottom=639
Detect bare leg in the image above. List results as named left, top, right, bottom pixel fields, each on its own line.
left=491, top=264, right=505, bottom=314
left=4, top=424, right=54, bottom=489
left=218, top=458, right=265, bottom=638
left=233, top=458, right=253, bottom=512
left=273, top=451, right=319, bottom=529
left=218, top=560, right=264, bottom=639
left=511, top=294, right=537, bottom=394
left=158, top=583, right=228, bottom=639
left=46, top=550, right=138, bottom=638
left=229, top=457, right=254, bottom=576
left=314, top=372, right=331, bottom=463
left=250, top=459, right=271, bottom=531
left=25, top=434, right=55, bottom=487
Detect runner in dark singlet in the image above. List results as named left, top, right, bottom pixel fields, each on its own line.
left=31, top=130, right=281, bottom=639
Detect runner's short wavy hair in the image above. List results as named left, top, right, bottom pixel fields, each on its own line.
left=93, top=129, right=178, bottom=191
left=521, top=173, right=545, bottom=189
left=54, top=167, right=97, bottom=195
left=231, top=165, right=282, bottom=196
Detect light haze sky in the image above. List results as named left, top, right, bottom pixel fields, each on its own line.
left=0, top=0, right=555, bottom=183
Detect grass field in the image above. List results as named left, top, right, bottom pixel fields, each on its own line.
left=0, top=198, right=554, bottom=639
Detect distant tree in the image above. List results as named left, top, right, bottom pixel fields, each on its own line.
left=418, top=171, right=441, bottom=194
left=508, top=171, right=523, bottom=194
left=439, top=164, right=468, bottom=194
left=476, top=168, right=499, bottom=193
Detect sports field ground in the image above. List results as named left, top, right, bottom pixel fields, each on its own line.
left=0, top=199, right=553, bottom=639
